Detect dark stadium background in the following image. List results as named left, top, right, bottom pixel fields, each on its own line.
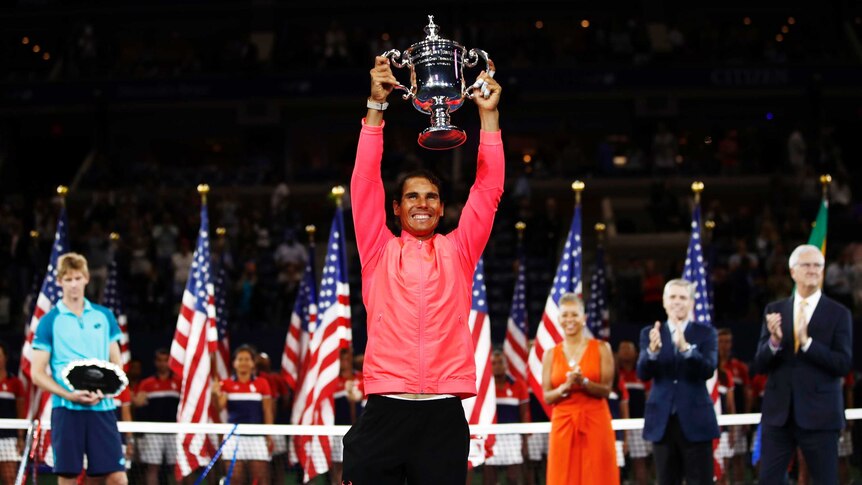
left=1, top=1, right=861, bottom=385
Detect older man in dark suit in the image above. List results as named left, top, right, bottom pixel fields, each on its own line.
left=755, top=244, right=853, bottom=484
left=637, top=278, right=719, bottom=485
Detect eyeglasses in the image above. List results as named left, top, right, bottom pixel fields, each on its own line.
left=795, top=262, right=824, bottom=269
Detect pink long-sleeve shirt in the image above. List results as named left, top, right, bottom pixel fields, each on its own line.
left=350, top=119, right=504, bottom=398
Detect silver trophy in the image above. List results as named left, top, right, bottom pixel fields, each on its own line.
left=383, top=16, right=492, bottom=150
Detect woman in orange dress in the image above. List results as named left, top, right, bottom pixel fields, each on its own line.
left=542, top=292, right=618, bottom=485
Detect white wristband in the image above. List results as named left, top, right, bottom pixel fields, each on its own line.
left=367, top=98, right=389, bottom=111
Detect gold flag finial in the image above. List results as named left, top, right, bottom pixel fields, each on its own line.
left=691, top=181, right=704, bottom=204
left=197, top=184, right=210, bottom=204
left=572, top=180, right=585, bottom=205
left=705, top=220, right=716, bottom=230
left=820, top=174, right=832, bottom=199
left=109, top=232, right=120, bottom=241
left=57, top=185, right=69, bottom=206
left=332, top=185, right=346, bottom=207
left=515, top=221, right=526, bottom=242
left=216, top=227, right=227, bottom=237
left=595, top=222, right=606, bottom=243
left=29, top=230, right=39, bottom=239
left=305, top=224, right=317, bottom=245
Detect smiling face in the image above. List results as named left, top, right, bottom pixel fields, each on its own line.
left=393, top=177, right=444, bottom=240
left=663, top=283, right=694, bottom=324
left=233, top=349, right=256, bottom=378
left=790, top=248, right=824, bottom=296
left=559, top=301, right=586, bottom=338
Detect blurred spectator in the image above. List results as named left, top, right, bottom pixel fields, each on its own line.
left=236, top=261, right=260, bottom=326
left=615, top=258, right=643, bottom=322
left=273, top=229, right=308, bottom=321
left=647, top=179, right=682, bottom=232
left=640, top=259, right=664, bottom=322
left=728, top=239, right=758, bottom=273
left=717, top=129, right=740, bottom=176
left=83, top=222, right=111, bottom=301
left=152, top=213, right=179, bottom=273
left=825, top=245, right=854, bottom=310
left=786, top=127, right=806, bottom=174
left=323, top=21, right=350, bottom=67
left=170, top=238, right=193, bottom=302
left=651, top=123, right=678, bottom=175
left=850, top=245, right=862, bottom=315
left=76, top=24, right=98, bottom=77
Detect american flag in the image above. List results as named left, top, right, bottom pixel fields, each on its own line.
left=282, top=237, right=317, bottom=392
left=169, top=201, right=218, bottom=479
left=682, top=200, right=722, bottom=480
left=527, top=202, right=582, bottom=417
left=103, top=257, right=130, bottom=372
left=586, top=244, right=610, bottom=340
left=19, top=206, right=67, bottom=466
left=212, top=265, right=231, bottom=382
left=503, top=241, right=529, bottom=384
left=462, top=258, right=497, bottom=468
left=293, top=203, right=351, bottom=483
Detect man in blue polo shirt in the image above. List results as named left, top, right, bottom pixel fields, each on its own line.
left=30, top=252, right=128, bottom=485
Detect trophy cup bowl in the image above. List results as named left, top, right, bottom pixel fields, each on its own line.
left=62, top=358, right=129, bottom=397
left=383, top=16, right=491, bottom=150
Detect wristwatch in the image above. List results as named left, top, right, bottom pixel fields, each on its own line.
left=366, top=98, right=389, bottom=111
left=581, top=376, right=590, bottom=386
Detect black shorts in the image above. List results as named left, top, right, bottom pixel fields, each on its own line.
left=51, top=407, right=126, bottom=477
left=342, top=395, right=469, bottom=485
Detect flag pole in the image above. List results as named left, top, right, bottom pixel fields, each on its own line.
left=332, top=185, right=345, bottom=207
left=196, top=184, right=219, bottom=384
left=197, top=184, right=209, bottom=207
left=572, top=180, right=584, bottom=207
left=57, top=185, right=68, bottom=207
left=595, top=222, right=606, bottom=245
left=691, top=181, right=704, bottom=206
left=820, top=173, right=832, bottom=200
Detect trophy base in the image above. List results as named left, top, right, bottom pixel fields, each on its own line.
left=418, top=126, right=467, bottom=150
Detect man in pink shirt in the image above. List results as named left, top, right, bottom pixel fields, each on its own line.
left=342, top=55, right=503, bottom=485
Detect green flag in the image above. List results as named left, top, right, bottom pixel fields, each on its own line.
left=807, top=198, right=828, bottom=255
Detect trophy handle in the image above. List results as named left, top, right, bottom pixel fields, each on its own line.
left=464, top=49, right=492, bottom=99
left=464, top=48, right=490, bottom=69
left=381, top=49, right=416, bottom=100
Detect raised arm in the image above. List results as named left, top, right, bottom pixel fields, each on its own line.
left=351, top=56, right=399, bottom=268
left=451, top=66, right=504, bottom=269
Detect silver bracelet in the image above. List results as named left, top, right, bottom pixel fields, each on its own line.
left=366, top=98, right=389, bottom=111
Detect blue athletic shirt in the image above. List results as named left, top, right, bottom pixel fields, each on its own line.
left=32, top=299, right=123, bottom=411
left=220, top=376, right=271, bottom=424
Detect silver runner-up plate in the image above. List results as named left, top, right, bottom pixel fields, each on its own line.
left=61, top=359, right=128, bottom=397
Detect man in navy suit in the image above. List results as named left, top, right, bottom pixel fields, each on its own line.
left=755, top=244, right=852, bottom=484
left=637, top=278, right=719, bottom=485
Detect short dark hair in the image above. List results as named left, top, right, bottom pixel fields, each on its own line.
left=393, top=169, right=443, bottom=205
left=154, top=347, right=169, bottom=357
left=233, top=344, right=258, bottom=361
left=718, top=328, right=732, bottom=337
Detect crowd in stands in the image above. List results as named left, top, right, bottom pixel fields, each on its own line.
left=0, top=122, right=860, bottom=346
left=6, top=8, right=860, bottom=83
